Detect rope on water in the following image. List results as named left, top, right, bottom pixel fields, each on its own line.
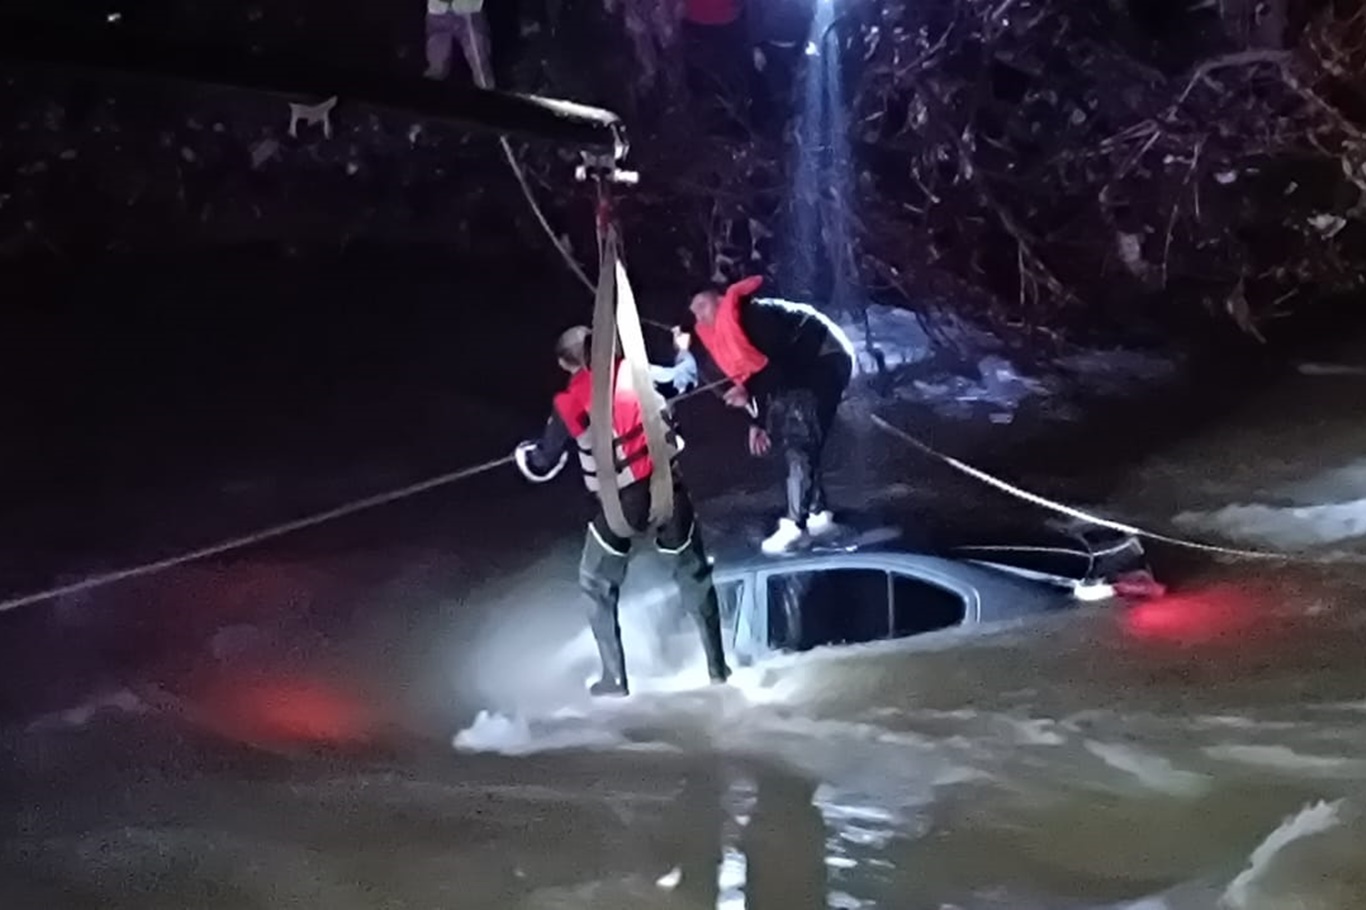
left=0, top=453, right=515, bottom=614
left=869, top=413, right=1366, bottom=566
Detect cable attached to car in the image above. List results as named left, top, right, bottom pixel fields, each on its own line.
left=868, top=413, right=1366, bottom=566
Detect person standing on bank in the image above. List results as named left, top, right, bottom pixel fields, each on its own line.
left=513, top=326, right=731, bottom=697
left=747, top=0, right=815, bottom=132
left=688, top=275, right=855, bottom=554
left=425, top=0, right=494, bottom=88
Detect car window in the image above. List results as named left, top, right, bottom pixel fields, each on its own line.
left=890, top=573, right=967, bottom=637
left=716, top=579, right=744, bottom=627
left=766, top=568, right=890, bottom=651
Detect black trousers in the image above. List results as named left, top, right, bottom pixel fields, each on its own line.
left=751, top=40, right=804, bottom=133
left=579, top=473, right=729, bottom=689
left=767, top=351, right=853, bottom=524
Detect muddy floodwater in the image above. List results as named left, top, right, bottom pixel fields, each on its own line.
left=6, top=584, right=1366, bottom=910
left=6, top=329, right=1366, bottom=909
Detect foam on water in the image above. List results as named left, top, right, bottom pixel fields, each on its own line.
left=1222, top=800, right=1349, bottom=910
left=1175, top=498, right=1366, bottom=549
left=1082, top=741, right=1211, bottom=797
left=452, top=709, right=632, bottom=756
left=1203, top=744, right=1366, bottom=778
left=1169, top=453, right=1366, bottom=552
left=24, top=688, right=147, bottom=732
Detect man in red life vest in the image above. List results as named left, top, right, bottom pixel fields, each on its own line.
left=689, top=276, right=855, bottom=554
left=513, top=326, right=731, bottom=697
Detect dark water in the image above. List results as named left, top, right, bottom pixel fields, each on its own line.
left=4, top=263, right=1366, bottom=908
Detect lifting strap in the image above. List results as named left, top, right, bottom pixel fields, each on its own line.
left=590, top=217, right=675, bottom=540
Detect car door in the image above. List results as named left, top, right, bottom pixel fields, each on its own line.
left=717, top=571, right=764, bottom=666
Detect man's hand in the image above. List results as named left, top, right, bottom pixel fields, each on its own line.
left=748, top=425, right=771, bottom=457
left=723, top=385, right=750, bottom=409
left=672, top=325, right=691, bottom=353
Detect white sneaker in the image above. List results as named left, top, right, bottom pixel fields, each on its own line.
left=761, top=518, right=806, bottom=555
left=806, top=510, right=837, bottom=537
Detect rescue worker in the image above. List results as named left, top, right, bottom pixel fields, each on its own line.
left=747, top=0, right=814, bottom=131
left=513, top=326, right=731, bottom=697
left=688, top=276, right=855, bottom=554
left=426, top=0, right=493, bottom=88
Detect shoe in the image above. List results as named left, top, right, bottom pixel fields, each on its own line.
left=761, top=518, right=806, bottom=555
left=588, top=676, right=629, bottom=698
left=806, top=510, right=837, bottom=538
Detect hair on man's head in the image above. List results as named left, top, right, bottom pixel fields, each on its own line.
left=555, top=325, right=591, bottom=367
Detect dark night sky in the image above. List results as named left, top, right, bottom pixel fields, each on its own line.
left=1, top=252, right=598, bottom=524
left=0, top=3, right=616, bottom=514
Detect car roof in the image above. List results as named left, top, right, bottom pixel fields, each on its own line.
left=706, top=520, right=1134, bottom=588
left=714, top=543, right=969, bottom=576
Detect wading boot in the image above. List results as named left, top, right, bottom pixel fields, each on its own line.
left=588, top=623, right=630, bottom=698
left=694, top=589, right=732, bottom=685
left=589, top=675, right=629, bottom=697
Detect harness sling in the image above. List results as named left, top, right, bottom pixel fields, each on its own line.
left=589, top=214, right=675, bottom=540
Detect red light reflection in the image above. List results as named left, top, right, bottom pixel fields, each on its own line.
left=200, top=675, right=374, bottom=746
left=1122, top=584, right=1262, bottom=644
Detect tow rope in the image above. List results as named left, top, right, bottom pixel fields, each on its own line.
left=868, top=413, right=1366, bottom=565
left=5, top=395, right=1351, bottom=615
left=0, top=453, right=514, bottom=615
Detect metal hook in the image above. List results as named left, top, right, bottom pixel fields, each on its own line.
left=574, top=123, right=639, bottom=186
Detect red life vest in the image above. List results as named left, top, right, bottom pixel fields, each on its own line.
left=684, top=0, right=741, bottom=26
left=694, top=275, right=770, bottom=385
left=553, top=362, right=678, bottom=493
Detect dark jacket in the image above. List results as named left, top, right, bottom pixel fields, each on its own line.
left=700, top=283, right=852, bottom=428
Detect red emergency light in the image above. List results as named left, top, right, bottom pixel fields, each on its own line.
left=1122, top=584, right=1260, bottom=644
left=200, top=675, right=375, bottom=746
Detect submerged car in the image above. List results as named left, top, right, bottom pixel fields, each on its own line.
left=714, top=522, right=1159, bottom=666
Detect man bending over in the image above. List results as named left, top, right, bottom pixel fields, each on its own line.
left=689, top=276, right=854, bottom=554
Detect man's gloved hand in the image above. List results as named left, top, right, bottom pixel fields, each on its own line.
left=514, top=440, right=563, bottom=483
left=753, top=46, right=767, bottom=72
left=748, top=425, right=771, bottom=457
left=512, top=441, right=535, bottom=476
left=723, top=385, right=750, bottom=409
left=651, top=349, right=698, bottom=394
left=672, top=325, right=691, bottom=353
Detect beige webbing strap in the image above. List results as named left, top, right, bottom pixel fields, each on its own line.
left=588, top=224, right=675, bottom=540
left=614, top=248, right=675, bottom=529
left=590, top=231, right=632, bottom=540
